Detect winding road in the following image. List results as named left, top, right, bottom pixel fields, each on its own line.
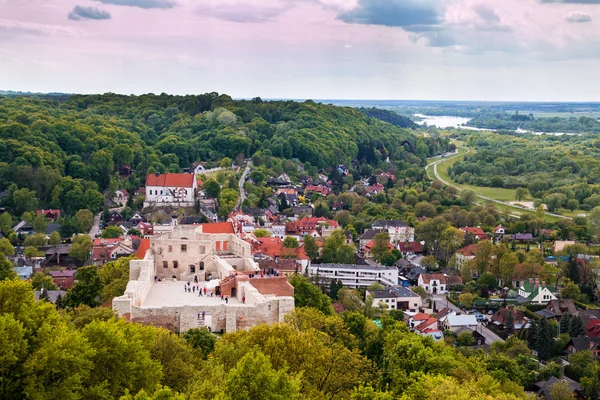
left=426, top=147, right=572, bottom=220
left=235, top=162, right=252, bottom=211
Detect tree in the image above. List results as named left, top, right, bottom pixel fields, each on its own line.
left=75, top=209, right=94, bottom=233
left=474, top=240, right=494, bottom=275
left=569, top=315, right=585, bottom=337
left=289, top=275, right=333, bottom=315
left=219, top=157, right=232, bottom=168
left=380, top=251, right=397, bottom=267
left=63, top=265, right=103, bottom=308
left=420, top=255, right=438, bottom=271
left=458, top=292, right=474, bottom=307
left=11, top=187, right=37, bottom=216
left=101, top=225, right=122, bottom=238
left=566, top=198, right=579, bottom=212
left=303, top=235, right=319, bottom=261
left=283, top=236, right=299, bottom=249
left=460, top=190, right=477, bottom=207
left=412, top=286, right=427, bottom=299
left=337, top=288, right=364, bottom=312
left=24, top=246, right=42, bottom=259
left=499, top=252, right=518, bottom=286
left=97, top=256, right=134, bottom=301
left=548, top=380, right=576, bottom=400
left=112, top=143, right=133, bottom=169
left=49, top=231, right=61, bottom=247
left=23, top=233, right=46, bottom=248
left=30, top=272, right=58, bottom=291
left=335, top=210, right=352, bottom=227
left=69, top=235, right=93, bottom=266
left=370, top=232, right=391, bottom=262
left=0, top=238, right=15, bottom=257
left=515, top=187, right=529, bottom=202
left=225, top=349, right=299, bottom=400
left=0, top=212, right=12, bottom=236
left=0, top=257, right=16, bottom=281
left=336, top=243, right=356, bottom=264
left=183, top=328, right=216, bottom=359
left=560, top=279, right=581, bottom=300
left=218, top=188, right=238, bottom=217
left=203, top=180, right=221, bottom=199
left=253, top=229, right=270, bottom=238
left=456, top=331, right=475, bottom=346
left=32, top=214, right=48, bottom=234
left=477, top=272, right=498, bottom=290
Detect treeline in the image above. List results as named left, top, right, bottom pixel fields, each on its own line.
left=357, top=107, right=418, bottom=129
left=466, top=112, right=600, bottom=133
left=0, top=277, right=550, bottom=400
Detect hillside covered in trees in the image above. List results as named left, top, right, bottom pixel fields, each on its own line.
left=0, top=93, right=427, bottom=217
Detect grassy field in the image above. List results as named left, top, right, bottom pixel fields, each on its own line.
left=198, top=168, right=237, bottom=184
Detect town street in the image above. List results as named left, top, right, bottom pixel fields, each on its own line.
left=432, top=293, right=504, bottom=344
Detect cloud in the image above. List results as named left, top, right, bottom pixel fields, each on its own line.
left=68, top=6, right=112, bottom=21
left=473, top=4, right=500, bottom=23
left=0, top=19, right=81, bottom=36
left=565, top=11, right=592, bottom=22
left=541, top=0, right=600, bottom=3
left=97, top=0, right=176, bottom=9
left=196, top=1, right=293, bottom=23
left=336, top=0, right=442, bottom=32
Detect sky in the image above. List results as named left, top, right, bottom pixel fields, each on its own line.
left=2, top=0, right=600, bottom=101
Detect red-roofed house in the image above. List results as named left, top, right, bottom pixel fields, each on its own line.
left=200, top=222, right=235, bottom=234
left=36, top=209, right=61, bottom=221
left=415, top=317, right=439, bottom=333
left=366, top=183, right=384, bottom=195
left=145, top=173, right=197, bottom=206
left=456, top=244, right=477, bottom=268
left=492, top=224, right=505, bottom=235
left=305, top=185, right=330, bottom=196
left=92, top=239, right=134, bottom=266
left=398, top=241, right=424, bottom=256
left=296, top=217, right=338, bottom=235
left=408, top=312, right=431, bottom=329
left=364, top=240, right=395, bottom=255
left=49, top=269, right=77, bottom=289
left=459, top=227, right=488, bottom=241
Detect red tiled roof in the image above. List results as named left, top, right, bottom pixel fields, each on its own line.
left=36, top=209, right=61, bottom=217
left=146, top=173, right=194, bottom=188
left=412, top=312, right=431, bottom=321
left=458, top=244, right=477, bottom=257
left=460, top=227, right=488, bottom=239
left=200, top=222, right=235, bottom=234
left=136, top=238, right=151, bottom=259
left=416, top=317, right=438, bottom=332
left=365, top=240, right=394, bottom=252
left=419, top=274, right=463, bottom=286
left=492, top=224, right=504, bottom=233
left=398, top=241, right=423, bottom=253
left=93, top=238, right=123, bottom=246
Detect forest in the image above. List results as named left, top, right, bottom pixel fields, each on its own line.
left=448, top=131, right=600, bottom=212
left=0, top=275, right=561, bottom=400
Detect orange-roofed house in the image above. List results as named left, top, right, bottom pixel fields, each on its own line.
left=408, top=312, right=432, bottom=329
left=145, top=173, right=197, bottom=207
left=455, top=244, right=477, bottom=268
left=418, top=274, right=463, bottom=294
left=459, top=227, right=488, bottom=241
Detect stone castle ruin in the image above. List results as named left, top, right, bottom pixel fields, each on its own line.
left=112, top=223, right=295, bottom=333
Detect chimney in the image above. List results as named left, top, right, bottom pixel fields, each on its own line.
left=155, top=172, right=160, bottom=177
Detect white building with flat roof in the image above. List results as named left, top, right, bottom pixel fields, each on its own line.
left=308, top=263, right=398, bottom=289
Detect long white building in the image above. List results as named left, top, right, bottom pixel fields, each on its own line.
left=144, top=173, right=197, bottom=207
left=308, top=263, right=398, bottom=289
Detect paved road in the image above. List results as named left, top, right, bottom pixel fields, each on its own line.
left=432, top=294, right=504, bottom=344
left=88, top=213, right=101, bottom=238
left=427, top=146, right=572, bottom=220
left=236, top=162, right=251, bottom=211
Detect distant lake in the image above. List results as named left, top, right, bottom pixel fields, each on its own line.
left=414, top=114, right=472, bottom=129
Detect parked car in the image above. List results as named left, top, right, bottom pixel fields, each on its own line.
left=476, top=314, right=486, bottom=322
left=487, top=310, right=494, bottom=315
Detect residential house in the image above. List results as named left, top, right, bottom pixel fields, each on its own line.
left=92, top=238, right=135, bottom=266
left=307, top=263, right=398, bottom=289
left=490, top=308, right=528, bottom=333
left=397, top=241, right=424, bottom=256
left=365, top=183, right=384, bottom=195
left=492, top=224, right=505, bottom=236
left=455, top=244, right=477, bottom=268
left=49, top=269, right=77, bottom=289
left=531, top=376, right=584, bottom=400
left=14, top=265, right=33, bottom=279
left=292, top=205, right=313, bottom=218
left=130, top=212, right=144, bottom=225
left=511, top=233, right=535, bottom=243
left=552, top=241, right=575, bottom=253
left=304, top=185, right=330, bottom=197
left=267, top=173, right=291, bottom=186
left=566, top=337, right=600, bottom=359
left=440, top=312, right=478, bottom=331
left=34, top=290, right=67, bottom=304
left=364, top=240, right=395, bottom=256
left=359, top=229, right=379, bottom=249
left=108, top=210, right=124, bottom=225
left=113, top=189, right=129, bottom=205
left=372, top=220, right=415, bottom=243
left=499, top=263, right=543, bottom=288
left=145, top=173, right=197, bottom=206
left=543, top=299, right=577, bottom=321
left=417, top=274, right=463, bottom=294
left=13, top=221, right=33, bottom=235
left=459, top=227, right=488, bottom=241
left=296, top=217, right=338, bottom=236
left=258, top=259, right=303, bottom=277
left=36, top=209, right=61, bottom=222
left=415, top=317, right=439, bottom=334
left=407, top=313, right=432, bottom=330
left=577, top=310, right=600, bottom=337
left=518, top=278, right=557, bottom=304
left=271, top=224, right=286, bottom=240
left=367, top=286, right=423, bottom=312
